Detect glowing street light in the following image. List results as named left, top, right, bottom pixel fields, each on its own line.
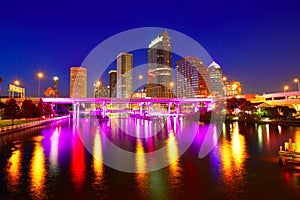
left=294, top=78, right=300, bottom=91
left=284, top=85, right=289, bottom=100
left=37, top=72, right=44, bottom=98
left=14, top=80, right=20, bottom=86
left=284, top=85, right=289, bottom=92
left=222, top=76, right=227, bottom=82
left=14, top=80, right=20, bottom=98
left=53, top=76, right=59, bottom=97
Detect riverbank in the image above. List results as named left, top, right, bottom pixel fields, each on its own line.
left=0, top=115, right=70, bottom=136
left=225, top=118, right=300, bottom=126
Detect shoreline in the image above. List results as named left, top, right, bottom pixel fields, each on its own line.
left=0, top=115, right=70, bottom=136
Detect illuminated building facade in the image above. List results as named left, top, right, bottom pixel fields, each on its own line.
left=94, top=85, right=110, bottom=98
left=208, top=61, right=224, bottom=96
left=224, top=81, right=242, bottom=96
left=176, top=57, right=210, bottom=98
left=147, top=30, right=172, bottom=98
left=117, top=53, right=133, bottom=98
left=70, top=66, right=87, bottom=98
left=109, top=70, right=117, bottom=98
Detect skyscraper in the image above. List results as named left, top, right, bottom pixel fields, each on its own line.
left=176, top=57, right=210, bottom=98
left=147, top=30, right=172, bottom=98
left=70, top=66, right=87, bottom=98
left=224, top=81, right=242, bottom=96
left=116, top=53, right=133, bottom=98
left=208, top=61, right=224, bottom=96
left=109, top=70, right=117, bottom=98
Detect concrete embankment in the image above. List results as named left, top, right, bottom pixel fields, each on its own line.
left=0, top=115, right=70, bottom=136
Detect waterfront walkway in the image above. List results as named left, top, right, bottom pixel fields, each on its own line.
left=0, top=115, right=69, bottom=136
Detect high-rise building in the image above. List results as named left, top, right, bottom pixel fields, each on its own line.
left=94, top=85, right=110, bottom=98
left=208, top=61, right=224, bottom=96
left=147, top=30, right=172, bottom=98
left=70, top=66, right=87, bottom=98
left=176, top=57, right=210, bottom=98
left=224, top=81, right=242, bottom=96
left=116, top=53, right=133, bottom=98
left=109, top=70, right=117, bottom=98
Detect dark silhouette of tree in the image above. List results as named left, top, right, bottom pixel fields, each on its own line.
left=4, top=98, right=20, bottom=125
left=21, top=99, right=34, bottom=121
left=278, top=106, right=297, bottom=119
left=0, top=100, right=5, bottom=119
left=54, top=104, right=70, bottom=115
left=44, top=102, right=54, bottom=118
left=37, top=98, right=45, bottom=117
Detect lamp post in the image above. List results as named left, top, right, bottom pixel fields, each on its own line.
left=138, top=75, right=143, bottom=98
left=37, top=72, right=44, bottom=98
left=294, top=78, right=300, bottom=91
left=53, top=76, right=59, bottom=97
left=284, top=85, right=289, bottom=100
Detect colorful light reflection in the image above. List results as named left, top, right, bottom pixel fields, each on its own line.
left=6, top=145, right=22, bottom=193
left=30, top=136, right=46, bottom=199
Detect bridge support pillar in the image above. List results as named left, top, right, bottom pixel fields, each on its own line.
left=146, top=102, right=152, bottom=116
left=176, top=103, right=180, bottom=117
left=193, top=103, right=198, bottom=112
left=168, top=102, right=172, bottom=116
left=139, top=103, right=144, bottom=116
left=73, top=102, right=80, bottom=119
left=101, top=102, right=107, bottom=118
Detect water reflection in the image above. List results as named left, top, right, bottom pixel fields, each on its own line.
left=218, top=122, right=248, bottom=198
left=30, top=136, right=46, bottom=199
left=50, top=127, right=60, bottom=176
left=71, top=131, right=86, bottom=192
left=6, top=144, right=22, bottom=193
left=166, top=117, right=183, bottom=197
left=294, top=128, right=300, bottom=152
left=93, top=131, right=104, bottom=191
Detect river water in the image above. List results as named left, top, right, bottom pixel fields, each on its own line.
left=0, top=116, right=300, bottom=199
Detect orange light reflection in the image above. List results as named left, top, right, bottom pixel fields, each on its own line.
left=30, top=136, right=46, bottom=199
left=6, top=145, right=22, bottom=193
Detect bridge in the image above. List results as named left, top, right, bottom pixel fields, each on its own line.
left=262, top=91, right=300, bottom=111
left=42, top=97, right=214, bottom=119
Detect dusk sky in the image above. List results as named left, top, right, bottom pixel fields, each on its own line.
left=1, top=0, right=300, bottom=97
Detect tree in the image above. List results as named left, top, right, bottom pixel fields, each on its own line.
left=0, top=100, right=5, bottom=119
left=4, top=98, right=20, bottom=125
left=37, top=98, right=45, bottom=117
left=21, top=99, right=34, bottom=121
left=44, top=102, right=54, bottom=118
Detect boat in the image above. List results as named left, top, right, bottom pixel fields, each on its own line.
left=278, top=139, right=300, bottom=169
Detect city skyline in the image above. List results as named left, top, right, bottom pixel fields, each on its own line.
left=1, top=0, right=300, bottom=97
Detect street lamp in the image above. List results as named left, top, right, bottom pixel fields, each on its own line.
left=284, top=85, right=289, bottom=100
left=53, top=76, right=59, bottom=97
left=14, top=80, right=20, bottom=98
left=294, top=78, right=300, bottom=91
left=138, top=75, right=143, bottom=98
left=37, top=72, right=44, bottom=98
left=14, top=80, right=20, bottom=86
